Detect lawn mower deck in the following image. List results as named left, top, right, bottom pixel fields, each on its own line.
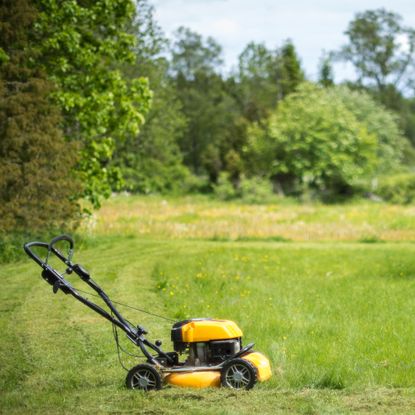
left=24, top=235, right=272, bottom=391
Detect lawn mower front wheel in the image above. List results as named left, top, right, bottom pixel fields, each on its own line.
left=126, top=363, right=162, bottom=391
left=220, top=358, right=257, bottom=390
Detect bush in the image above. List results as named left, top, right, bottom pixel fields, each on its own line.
left=376, top=173, right=415, bottom=204
left=214, top=173, right=277, bottom=203
left=122, top=161, right=190, bottom=195
left=213, top=173, right=237, bottom=200
left=239, top=176, right=275, bottom=204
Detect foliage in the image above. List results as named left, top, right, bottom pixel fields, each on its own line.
left=212, top=172, right=237, bottom=200
left=236, top=42, right=281, bottom=122
left=120, top=158, right=190, bottom=194
left=336, top=9, right=415, bottom=144
left=246, top=83, right=378, bottom=196
left=170, top=27, right=223, bottom=80
left=32, top=0, right=152, bottom=208
left=338, top=8, right=415, bottom=92
left=377, top=173, right=415, bottom=204
left=171, top=28, right=243, bottom=182
left=214, top=173, right=275, bottom=203
left=238, top=176, right=275, bottom=204
left=318, top=53, right=334, bottom=87
left=235, top=40, right=304, bottom=123
left=0, top=0, right=80, bottom=235
left=327, top=86, right=408, bottom=172
left=113, top=0, right=188, bottom=194
left=279, top=40, right=305, bottom=97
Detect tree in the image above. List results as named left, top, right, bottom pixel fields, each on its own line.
left=318, top=53, right=334, bottom=87
left=338, top=9, right=415, bottom=93
left=246, top=83, right=378, bottom=196
left=112, top=0, right=188, bottom=193
left=171, top=27, right=241, bottom=182
left=279, top=40, right=305, bottom=98
left=235, top=40, right=305, bottom=123
left=32, top=0, right=152, bottom=208
left=337, top=9, right=415, bottom=144
left=236, top=42, right=280, bottom=122
left=170, top=27, right=223, bottom=80
left=327, top=86, right=408, bottom=172
left=0, top=0, right=80, bottom=234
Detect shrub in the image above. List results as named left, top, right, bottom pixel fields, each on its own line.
left=239, top=176, right=275, bottom=204
left=214, top=173, right=278, bottom=203
left=376, top=173, right=415, bottom=204
left=213, top=173, right=237, bottom=200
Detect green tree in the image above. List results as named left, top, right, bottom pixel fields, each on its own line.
left=318, top=53, right=334, bottom=87
left=236, top=42, right=280, bottom=122
left=337, top=9, right=415, bottom=144
left=171, top=27, right=223, bottom=80
left=113, top=0, right=188, bottom=193
left=247, top=83, right=378, bottom=196
left=0, top=0, right=80, bottom=234
left=328, top=86, right=409, bottom=172
left=32, top=0, right=152, bottom=208
left=171, top=27, right=242, bottom=182
left=279, top=40, right=305, bottom=97
left=235, top=40, right=305, bottom=123
left=338, top=9, right=415, bottom=92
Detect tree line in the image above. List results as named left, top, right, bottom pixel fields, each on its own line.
left=1, top=0, right=415, bottom=240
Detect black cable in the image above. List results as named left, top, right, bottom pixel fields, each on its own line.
left=112, top=318, right=129, bottom=371
left=75, top=287, right=172, bottom=371
left=75, top=287, right=175, bottom=322
left=111, top=311, right=146, bottom=371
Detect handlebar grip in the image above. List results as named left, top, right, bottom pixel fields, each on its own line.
left=23, top=241, right=49, bottom=267
left=49, top=234, right=74, bottom=251
left=24, top=235, right=75, bottom=268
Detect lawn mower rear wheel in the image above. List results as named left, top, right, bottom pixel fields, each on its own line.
left=126, top=363, right=162, bottom=391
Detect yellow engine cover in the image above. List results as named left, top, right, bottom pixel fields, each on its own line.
left=179, top=319, right=243, bottom=343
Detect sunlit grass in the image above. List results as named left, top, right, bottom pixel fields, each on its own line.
left=84, top=194, right=415, bottom=242
left=154, top=242, right=415, bottom=390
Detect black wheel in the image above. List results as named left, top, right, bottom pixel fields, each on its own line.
left=126, top=363, right=162, bottom=391
left=220, top=358, right=257, bottom=390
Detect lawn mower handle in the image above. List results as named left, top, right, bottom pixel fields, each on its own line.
left=24, top=234, right=74, bottom=268
left=49, top=234, right=74, bottom=252
left=23, top=241, right=50, bottom=267
left=24, top=234, right=174, bottom=366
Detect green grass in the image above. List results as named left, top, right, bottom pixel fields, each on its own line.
left=2, top=196, right=415, bottom=413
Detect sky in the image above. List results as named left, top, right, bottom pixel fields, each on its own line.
left=152, top=0, right=415, bottom=82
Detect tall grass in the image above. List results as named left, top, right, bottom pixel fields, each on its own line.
left=84, top=195, right=415, bottom=242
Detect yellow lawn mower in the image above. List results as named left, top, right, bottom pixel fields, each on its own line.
left=24, top=235, right=272, bottom=391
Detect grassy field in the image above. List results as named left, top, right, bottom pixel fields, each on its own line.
left=2, top=195, right=415, bottom=414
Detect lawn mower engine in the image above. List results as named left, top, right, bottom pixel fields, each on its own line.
left=171, top=319, right=243, bottom=365
left=161, top=318, right=271, bottom=389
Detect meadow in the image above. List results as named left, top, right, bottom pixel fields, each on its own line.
left=1, top=195, right=415, bottom=414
